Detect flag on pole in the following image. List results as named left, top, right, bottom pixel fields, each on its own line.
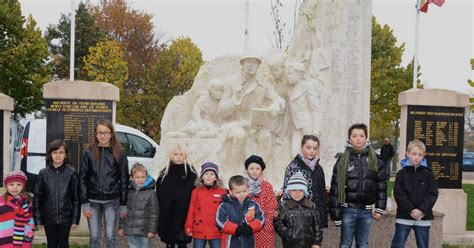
left=417, top=0, right=445, bottom=13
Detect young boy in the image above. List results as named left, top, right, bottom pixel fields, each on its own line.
left=329, top=123, right=387, bottom=248
left=119, top=163, right=159, bottom=248
left=216, top=175, right=264, bottom=248
left=391, top=139, right=438, bottom=248
left=274, top=172, right=322, bottom=248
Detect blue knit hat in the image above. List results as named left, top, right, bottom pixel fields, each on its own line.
left=285, top=172, right=309, bottom=196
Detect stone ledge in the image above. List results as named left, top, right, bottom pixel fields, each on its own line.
left=43, top=80, right=119, bottom=101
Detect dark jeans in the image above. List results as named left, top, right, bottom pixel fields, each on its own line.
left=44, top=224, right=71, bottom=248
left=391, top=223, right=430, bottom=248
left=193, top=238, right=221, bottom=248
left=339, top=207, right=373, bottom=248
left=88, top=199, right=120, bottom=248
left=382, top=160, right=392, bottom=180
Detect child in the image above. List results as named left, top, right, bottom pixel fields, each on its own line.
left=79, top=119, right=129, bottom=248
left=286, top=62, right=321, bottom=155
left=0, top=171, right=35, bottom=247
left=329, top=123, right=387, bottom=248
left=245, top=155, right=278, bottom=248
left=34, top=139, right=80, bottom=247
left=274, top=172, right=322, bottom=248
left=184, top=162, right=226, bottom=248
left=156, top=144, right=197, bottom=248
left=119, top=163, right=159, bottom=248
left=282, top=135, right=328, bottom=228
left=391, top=139, right=438, bottom=248
left=216, top=175, right=265, bottom=248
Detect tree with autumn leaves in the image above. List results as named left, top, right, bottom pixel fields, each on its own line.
left=369, top=17, right=422, bottom=155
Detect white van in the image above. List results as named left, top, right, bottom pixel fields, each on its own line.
left=20, top=119, right=158, bottom=190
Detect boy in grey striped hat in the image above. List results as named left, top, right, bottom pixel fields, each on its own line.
left=274, top=172, right=323, bottom=247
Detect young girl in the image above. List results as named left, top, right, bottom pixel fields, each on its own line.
left=79, top=119, right=129, bottom=248
left=245, top=155, right=278, bottom=248
left=156, top=144, right=197, bottom=248
left=184, top=162, right=226, bottom=248
left=282, top=135, right=328, bottom=228
left=34, top=140, right=80, bottom=248
left=0, top=171, right=35, bottom=247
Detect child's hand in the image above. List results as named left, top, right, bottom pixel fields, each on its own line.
left=71, top=224, right=78, bottom=231
left=118, top=229, right=124, bottom=237
left=83, top=210, right=93, bottom=219
left=147, top=232, right=155, bottom=239
left=372, top=212, right=382, bottom=220
left=185, top=228, right=193, bottom=236
left=245, top=206, right=255, bottom=222
left=410, top=209, right=424, bottom=220
left=312, top=245, right=320, bottom=248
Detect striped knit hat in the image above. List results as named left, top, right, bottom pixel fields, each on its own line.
left=3, top=170, right=27, bottom=186
left=285, top=172, right=309, bottom=196
left=200, top=162, right=219, bottom=179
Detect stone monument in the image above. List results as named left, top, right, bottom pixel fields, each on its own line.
left=0, top=94, right=14, bottom=187
left=398, top=88, right=469, bottom=235
left=154, top=0, right=372, bottom=188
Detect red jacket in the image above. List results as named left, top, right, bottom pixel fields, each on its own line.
left=185, top=186, right=226, bottom=240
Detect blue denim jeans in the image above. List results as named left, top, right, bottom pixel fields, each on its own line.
left=193, top=238, right=221, bottom=248
left=339, top=207, right=373, bottom=248
left=391, top=223, right=430, bottom=248
left=88, top=199, right=120, bottom=248
left=128, top=235, right=151, bottom=248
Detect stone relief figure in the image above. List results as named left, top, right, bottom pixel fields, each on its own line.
left=166, top=79, right=224, bottom=138
left=286, top=62, right=321, bottom=155
left=262, top=49, right=292, bottom=162
left=218, top=52, right=286, bottom=164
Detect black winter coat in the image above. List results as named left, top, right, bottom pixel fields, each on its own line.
left=283, top=155, right=328, bottom=228
left=79, top=147, right=129, bottom=206
left=119, top=176, right=159, bottom=236
left=380, top=143, right=395, bottom=161
left=329, top=152, right=387, bottom=222
left=394, top=164, right=438, bottom=220
left=156, top=163, right=197, bottom=244
left=34, top=163, right=80, bottom=226
left=274, top=198, right=323, bottom=247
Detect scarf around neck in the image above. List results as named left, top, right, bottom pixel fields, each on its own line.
left=335, top=141, right=378, bottom=205
left=247, top=175, right=263, bottom=196
left=298, top=152, right=318, bottom=171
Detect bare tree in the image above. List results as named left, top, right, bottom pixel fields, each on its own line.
left=270, top=0, right=290, bottom=49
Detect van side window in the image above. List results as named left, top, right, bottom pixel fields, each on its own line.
left=117, top=132, right=155, bottom=158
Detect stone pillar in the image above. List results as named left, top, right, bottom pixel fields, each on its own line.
left=398, top=88, right=469, bottom=235
left=0, top=94, right=14, bottom=187
left=43, top=81, right=119, bottom=171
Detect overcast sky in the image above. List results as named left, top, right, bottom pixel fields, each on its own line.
left=19, top=0, right=474, bottom=94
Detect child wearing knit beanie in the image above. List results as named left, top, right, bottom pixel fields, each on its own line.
left=184, top=162, right=226, bottom=248
left=274, top=172, right=322, bottom=248
left=0, top=170, right=35, bottom=247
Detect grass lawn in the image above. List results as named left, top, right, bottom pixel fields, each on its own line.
left=387, top=181, right=474, bottom=230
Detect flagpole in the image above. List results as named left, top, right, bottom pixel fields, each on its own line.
left=413, top=4, right=420, bottom=89
left=70, top=0, right=75, bottom=81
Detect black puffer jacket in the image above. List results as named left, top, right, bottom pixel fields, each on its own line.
left=283, top=155, right=328, bottom=228
left=79, top=147, right=129, bottom=206
left=329, top=152, right=387, bottom=222
left=119, top=175, right=159, bottom=236
left=34, top=163, right=80, bottom=225
left=394, top=158, right=438, bottom=220
left=274, top=198, right=323, bottom=247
